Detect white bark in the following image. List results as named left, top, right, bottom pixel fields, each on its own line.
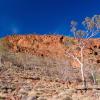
left=65, top=46, right=86, bottom=88
left=80, top=47, right=85, bottom=87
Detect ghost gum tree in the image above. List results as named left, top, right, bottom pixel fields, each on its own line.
left=66, top=15, right=100, bottom=88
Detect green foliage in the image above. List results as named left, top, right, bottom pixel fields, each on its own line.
left=0, top=38, right=13, bottom=53
left=68, top=39, right=76, bottom=45
left=11, top=34, right=17, bottom=37
left=64, top=38, right=77, bottom=49
left=0, top=96, right=6, bottom=100
left=96, top=74, right=100, bottom=84
left=0, top=38, right=6, bottom=52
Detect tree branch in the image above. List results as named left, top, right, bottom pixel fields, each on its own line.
left=65, top=51, right=82, bottom=65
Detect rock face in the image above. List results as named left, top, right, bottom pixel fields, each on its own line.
left=4, top=34, right=100, bottom=67
left=4, top=35, right=66, bottom=57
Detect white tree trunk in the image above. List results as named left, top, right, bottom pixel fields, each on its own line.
left=80, top=63, right=86, bottom=88
left=65, top=46, right=86, bottom=88
left=80, top=47, right=86, bottom=88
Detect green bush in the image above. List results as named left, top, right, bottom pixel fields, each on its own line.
left=96, top=74, right=100, bottom=85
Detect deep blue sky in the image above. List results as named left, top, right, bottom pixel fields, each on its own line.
left=0, top=0, right=100, bottom=37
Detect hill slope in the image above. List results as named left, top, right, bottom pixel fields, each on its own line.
left=0, top=34, right=100, bottom=100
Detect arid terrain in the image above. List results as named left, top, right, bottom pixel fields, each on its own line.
left=0, top=34, right=100, bottom=100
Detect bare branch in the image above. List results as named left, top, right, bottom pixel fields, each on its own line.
left=65, top=51, right=81, bottom=65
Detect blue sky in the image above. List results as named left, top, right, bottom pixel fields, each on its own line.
left=0, top=0, right=100, bottom=37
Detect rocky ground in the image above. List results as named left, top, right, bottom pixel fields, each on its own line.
left=0, top=34, right=100, bottom=100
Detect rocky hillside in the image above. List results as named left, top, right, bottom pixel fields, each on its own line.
left=3, top=34, right=100, bottom=66
left=0, top=34, right=100, bottom=100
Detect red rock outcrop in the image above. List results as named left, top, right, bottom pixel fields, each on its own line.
left=4, top=34, right=100, bottom=67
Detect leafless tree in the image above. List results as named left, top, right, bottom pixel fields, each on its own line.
left=65, top=15, right=100, bottom=88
